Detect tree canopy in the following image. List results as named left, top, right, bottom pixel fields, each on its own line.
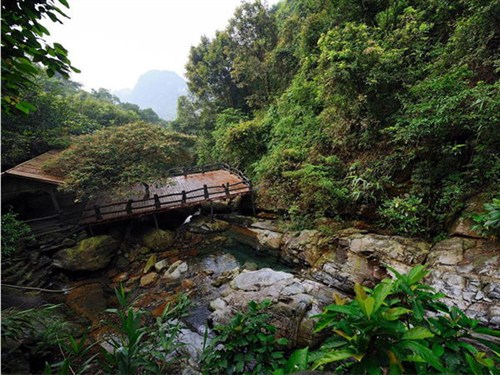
left=178, top=0, right=500, bottom=238
left=43, top=122, right=196, bottom=199
left=1, top=0, right=79, bottom=114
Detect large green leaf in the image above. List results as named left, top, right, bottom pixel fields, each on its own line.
left=402, top=341, right=446, bottom=372
left=402, top=327, right=434, bottom=340
left=312, top=349, right=359, bottom=370
left=382, top=307, right=412, bottom=321
left=283, top=347, right=309, bottom=374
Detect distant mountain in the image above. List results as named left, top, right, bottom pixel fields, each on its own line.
left=114, top=70, right=187, bottom=120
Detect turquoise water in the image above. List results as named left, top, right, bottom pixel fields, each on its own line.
left=216, top=241, right=295, bottom=273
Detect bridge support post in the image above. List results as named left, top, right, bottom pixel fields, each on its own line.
left=153, top=213, right=159, bottom=229
left=94, top=205, right=103, bottom=221
left=154, top=194, right=161, bottom=209
left=126, top=199, right=133, bottom=214
left=210, top=200, right=214, bottom=223
left=249, top=182, right=256, bottom=216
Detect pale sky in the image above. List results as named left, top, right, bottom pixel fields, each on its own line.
left=46, top=0, right=280, bottom=92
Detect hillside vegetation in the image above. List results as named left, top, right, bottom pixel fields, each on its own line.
left=175, top=0, right=499, bottom=238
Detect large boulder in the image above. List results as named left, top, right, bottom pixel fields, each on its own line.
left=209, top=268, right=336, bottom=347
left=185, top=216, right=231, bottom=234
left=281, top=230, right=334, bottom=266
left=312, top=233, right=430, bottom=292
left=229, top=220, right=283, bottom=255
left=449, top=194, right=488, bottom=238
left=142, top=229, right=175, bottom=251
left=426, top=237, right=500, bottom=326
left=53, top=235, right=119, bottom=272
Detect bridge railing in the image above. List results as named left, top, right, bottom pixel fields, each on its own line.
left=79, top=165, right=251, bottom=224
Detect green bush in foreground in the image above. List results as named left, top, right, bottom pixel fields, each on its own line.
left=281, top=266, right=499, bottom=374
left=201, top=299, right=288, bottom=375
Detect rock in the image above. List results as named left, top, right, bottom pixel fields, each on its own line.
left=112, top=272, right=128, bottom=283
left=426, top=238, right=500, bottom=327
left=186, top=216, right=231, bottom=234
left=198, top=253, right=240, bottom=276
left=66, top=282, right=107, bottom=325
left=212, top=268, right=240, bottom=287
left=164, top=261, right=188, bottom=281
left=229, top=225, right=283, bottom=253
left=115, top=255, right=129, bottom=270
left=154, top=259, right=169, bottom=272
left=181, top=279, right=195, bottom=290
left=210, top=268, right=337, bottom=347
left=449, top=194, right=488, bottom=238
left=142, top=229, right=175, bottom=251
left=139, top=246, right=151, bottom=255
left=53, top=235, right=119, bottom=272
left=140, top=272, right=159, bottom=288
left=143, top=255, right=157, bottom=274
left=281, top=230, right=332, bottom=266
left=312, top=233, right=430, bottom=292
left=230, top=268, right=293, bottom=291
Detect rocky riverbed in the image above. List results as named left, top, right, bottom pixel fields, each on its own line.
left=2, top=210, right=499, bottom=373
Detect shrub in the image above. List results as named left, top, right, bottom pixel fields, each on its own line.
left=378, top=195, right=427, bottom=237
left=472, top=198, right=500, bottom=237
left=308, top=266, right=499, bottom=374
left=201, top=299, right=288, bottom=374
left=1, top=211, right=32, bottom=257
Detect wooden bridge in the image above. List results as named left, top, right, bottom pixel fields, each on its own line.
left=79, top=163, right=252, bottom=225
left=3, top=152, right=252, bottom=246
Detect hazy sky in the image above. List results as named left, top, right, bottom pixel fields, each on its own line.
left=46, top=0, right=279, bottom=92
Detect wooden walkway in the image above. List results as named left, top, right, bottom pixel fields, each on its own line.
left=79, top=164, right=252, bottom=225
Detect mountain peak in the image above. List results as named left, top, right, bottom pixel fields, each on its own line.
left=114, top=70, right=187, bottom=120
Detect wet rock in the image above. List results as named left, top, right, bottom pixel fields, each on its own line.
left=164, top=261, right=188, bottom=281
left=53, top=235, right=119, bottom=272
left=198, top=253, right=240, bottom=276
left=66, top=282, right=107, bottom=325
left=143, top=255, right=157, bottom=274
left=140, top=272, right=159, bottom=288
left=142, top=229, right=175, bottom=251
left=210, top=268, right=336, bottom=347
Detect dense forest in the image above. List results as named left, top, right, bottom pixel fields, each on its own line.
left=173, top=0, right=499, bottom=238
left=3, top=0, right=498, bottom=238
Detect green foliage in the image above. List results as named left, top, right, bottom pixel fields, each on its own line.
left=378, top=195, right=427, bottom=237
left=310, top=266, right=500, bottom=374
left=46, top=286, right=191, bottom=375
left=212, top=109, right=269, bottom=170
left=181, top=0, right=499, bottom=237
left=1, top=73, right=165, bottom=168
left=43, top=122, right=195, bottom=199
left=1, top=305, right=73, bottom=372
left=1, top=211, right=32, bottom=257
left=473, top=198, right=500, bottom=237
left=201, top=299, right=288, bottom=375
left=1, top=0, right=80, bottom=114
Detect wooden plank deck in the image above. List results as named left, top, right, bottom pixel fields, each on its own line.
left=79, top=169, right=251, bottom=225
